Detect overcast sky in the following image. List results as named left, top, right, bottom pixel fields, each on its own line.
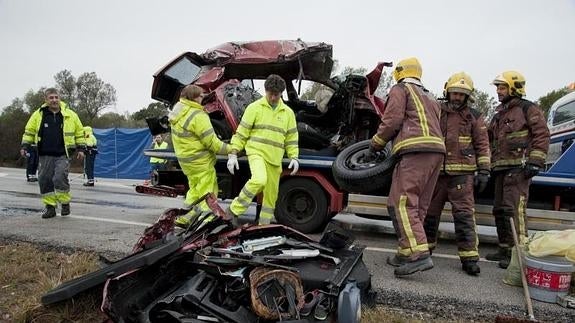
left=1, top=0, right=574, bottom=114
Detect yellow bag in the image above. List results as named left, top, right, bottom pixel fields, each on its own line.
left=527, top=230, right=575, bottom=260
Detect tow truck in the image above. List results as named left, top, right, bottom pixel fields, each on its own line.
left=139, top=40, right=575, bottom=233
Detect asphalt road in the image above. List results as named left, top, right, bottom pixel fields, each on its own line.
left=0, top=167, right=573, bottom=322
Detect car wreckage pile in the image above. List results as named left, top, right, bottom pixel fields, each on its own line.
left=42, top=194, right=373, bottom=323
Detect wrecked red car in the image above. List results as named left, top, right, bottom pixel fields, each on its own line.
left=142, top=40, right=395, bottom=233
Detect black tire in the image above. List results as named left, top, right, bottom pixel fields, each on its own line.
left=275, top=178, right=329, bottom=233
left=211, top=118, right=233, bottom=140
left=332, top=140, right=396, bottom=193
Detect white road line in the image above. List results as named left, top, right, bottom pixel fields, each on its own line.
left=69, top=215, right=151, bottom=227
left=0, top=173, right=9, bottom=177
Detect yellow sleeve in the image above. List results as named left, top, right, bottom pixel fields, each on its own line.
left=230, top=104, right=256, bottom=153
left=284, top=110, right=299, bottom=159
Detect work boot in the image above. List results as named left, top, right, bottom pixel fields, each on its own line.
left=83, top=180, right=94, bottom=187
left=394, top=255, right=434, bottom=277
left=61, top=204, right=70, bottom=216
left=462, top=260, right=481, bottom=276
left=485, top=247, right=511, bottom=261
left=498, top=257, right=511, bottom=269
left=386, top=254, right=409, bottom=267
left=27, top=175, right=38, bottom=182
left=41, top=205, right=56, bottom=219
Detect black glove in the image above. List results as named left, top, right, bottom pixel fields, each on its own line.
left=363, top=145, right=378, bottom=163
left=474, top=170, right=490, bottom=193
left=524, top=163, right=540, bottom=179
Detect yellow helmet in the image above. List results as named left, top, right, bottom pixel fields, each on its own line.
left=443, top=72, right=474, bottom=97
left=492, top=70, right=526, bottom=97
left=393, top=57, right=422, bottom=82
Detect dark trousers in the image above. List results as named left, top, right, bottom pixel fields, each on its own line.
left=492, top=169, right=530, bottom=247
left=84, top=152, right=96, bottom=180
left=387, top=152, right=443, bottom=260
left=26, top=147, right=39, bottom=178
left=424, top=174, right=479, bottom=261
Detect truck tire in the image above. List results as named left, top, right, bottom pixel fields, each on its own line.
left=332, top=140, right=396, bottom=193
left=276, top=178, right=328, bottom=233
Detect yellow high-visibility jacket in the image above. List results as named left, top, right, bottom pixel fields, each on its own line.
left=21, top=101, right=86, bottom=157
left=231, top=97, right=298, bottom=166
left=150, top=141, right=168, bottom=164
left=169, top=98, right=229, bottom=165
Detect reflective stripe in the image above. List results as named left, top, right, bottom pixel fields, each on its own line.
left=177, top=150, right=209, bottom=163
left=392, top=136, right=444, bottom=154
left=286, top=127, right=297, bottom=135
left=199, top=128, right=214, bottom=139
left=261, top=206, right=274, bottom=214
left=518, top=195, right=527, bottom=244
left=372, top=135, right=386, bottom=146
left=260, top=206, right=275, bottom=219
left=506, top=130, right=528, bottom=139
left=399, top=195, right=418, bottom=249
left=458, top=250, right=479, bottom=258
left=253, top=124, right=286, bottom=135
left=236, top=196, right=252, bottom=208
left=398, top=244, right=429, bottom=256
left=405, top=84, right=429, bottom=136
left=444, top=164, right=477, bottom=172
left=250, top=136, right=284, bottom=149
left=236, top=132, right=248, bottom=141
left=239, top=120, right=252, bottom=130
left=171, top=129, right=196, bottom=138
left=182, top=110, right=202, bottom=130
left=24, top=131, right=35, bottom=137
left=529, top=150, right=547, bottom=159
left=477, top=156, right=490, bottom=164
left=458, top=136, right=472, bottom=144
left=218, top=143, right=229, bottom=154
left=492, top=158, right=525, bottom=167
left=285, top=140, right=298, bottom=146
left=65, top=131, right=75, bottom=136
left=240, top=186, right=256, bottom=201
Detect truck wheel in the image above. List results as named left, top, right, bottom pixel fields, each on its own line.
left=332, top=140, right=396, bottom=193
left=276, top=178, right=328, bottom=233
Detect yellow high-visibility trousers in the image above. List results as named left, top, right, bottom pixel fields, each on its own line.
left=175, top=161, right=218, bottom=226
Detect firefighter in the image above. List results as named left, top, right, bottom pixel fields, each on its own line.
left=20, top=88, right=86, bottom=218
left=487, top=71, right=550, bottom=268
left=83, top=126, right=98, bottom=186
left=422, top=72, right=490, bottom=276
left=226, top=74, right=299, bottom=225
left=369, top=57, right=446, bottom=276
left=170, top=84, right=230, bottom=228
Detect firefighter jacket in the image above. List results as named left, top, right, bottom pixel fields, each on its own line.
left=21, top=101, right=86, bottom=157
left=231, top=97, right=299, bottom=166
left=488, top=97, right=550, bottom=171
left=83, top=126, right=98, bottom=154
left=372, top=82, right=446, bottom=156
left=439, top=103, right=490, bottom=174
left=169, top=98, right=230, bottom=165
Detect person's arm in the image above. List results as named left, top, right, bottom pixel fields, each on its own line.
left=371, top=85, right=407, bottom=148
left=230, top=105, right=256, bottom=154
left=525, top=104, right=550, bottom=168
left=472, top=112, right=491, bottom=171
left=193, top=114, right=230, bottom=155
left=284, top=110, right=299, bottom=159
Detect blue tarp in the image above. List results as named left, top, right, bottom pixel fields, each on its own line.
left=93, top=128, right=152, bottom=180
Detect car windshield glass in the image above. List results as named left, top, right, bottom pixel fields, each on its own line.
left=553, top=100, right=575, bottom=126
left=165, top=57, right=201, bottom=85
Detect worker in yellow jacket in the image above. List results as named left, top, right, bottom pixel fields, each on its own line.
left=21, top=88, right=85, bottom=218
left=170, top=84, right=230, bottom=227
left=83, top=126, right=98, bottom=186
left=227, top=74, right=299, bottom=225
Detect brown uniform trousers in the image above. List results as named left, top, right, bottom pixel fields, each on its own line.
left=388, top=152, right=444, bottom=261
left=492, top=169, right=531, bottom=247
left=424, top=174, right=479, bottom=261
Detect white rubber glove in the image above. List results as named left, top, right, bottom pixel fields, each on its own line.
left=227, top=154, right=239, bottom=174
left=288, top=159, right=299, bottom=176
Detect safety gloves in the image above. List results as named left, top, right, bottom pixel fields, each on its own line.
left=524, top=163, right=540, bottom=179
left=288, top=159, right=299, bottom=175
left=227, top=154, right=239, bottom=174
left=474, top=170, right=490, bottom=193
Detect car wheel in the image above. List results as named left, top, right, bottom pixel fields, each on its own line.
left=211, top=118, right=233, bottom=140
left=275, top=178, right=328, bottom=233
left=332, top=140, right=396, bottom=193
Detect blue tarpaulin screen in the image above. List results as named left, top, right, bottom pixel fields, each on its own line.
left=93, top=128, right=152, bottom=180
